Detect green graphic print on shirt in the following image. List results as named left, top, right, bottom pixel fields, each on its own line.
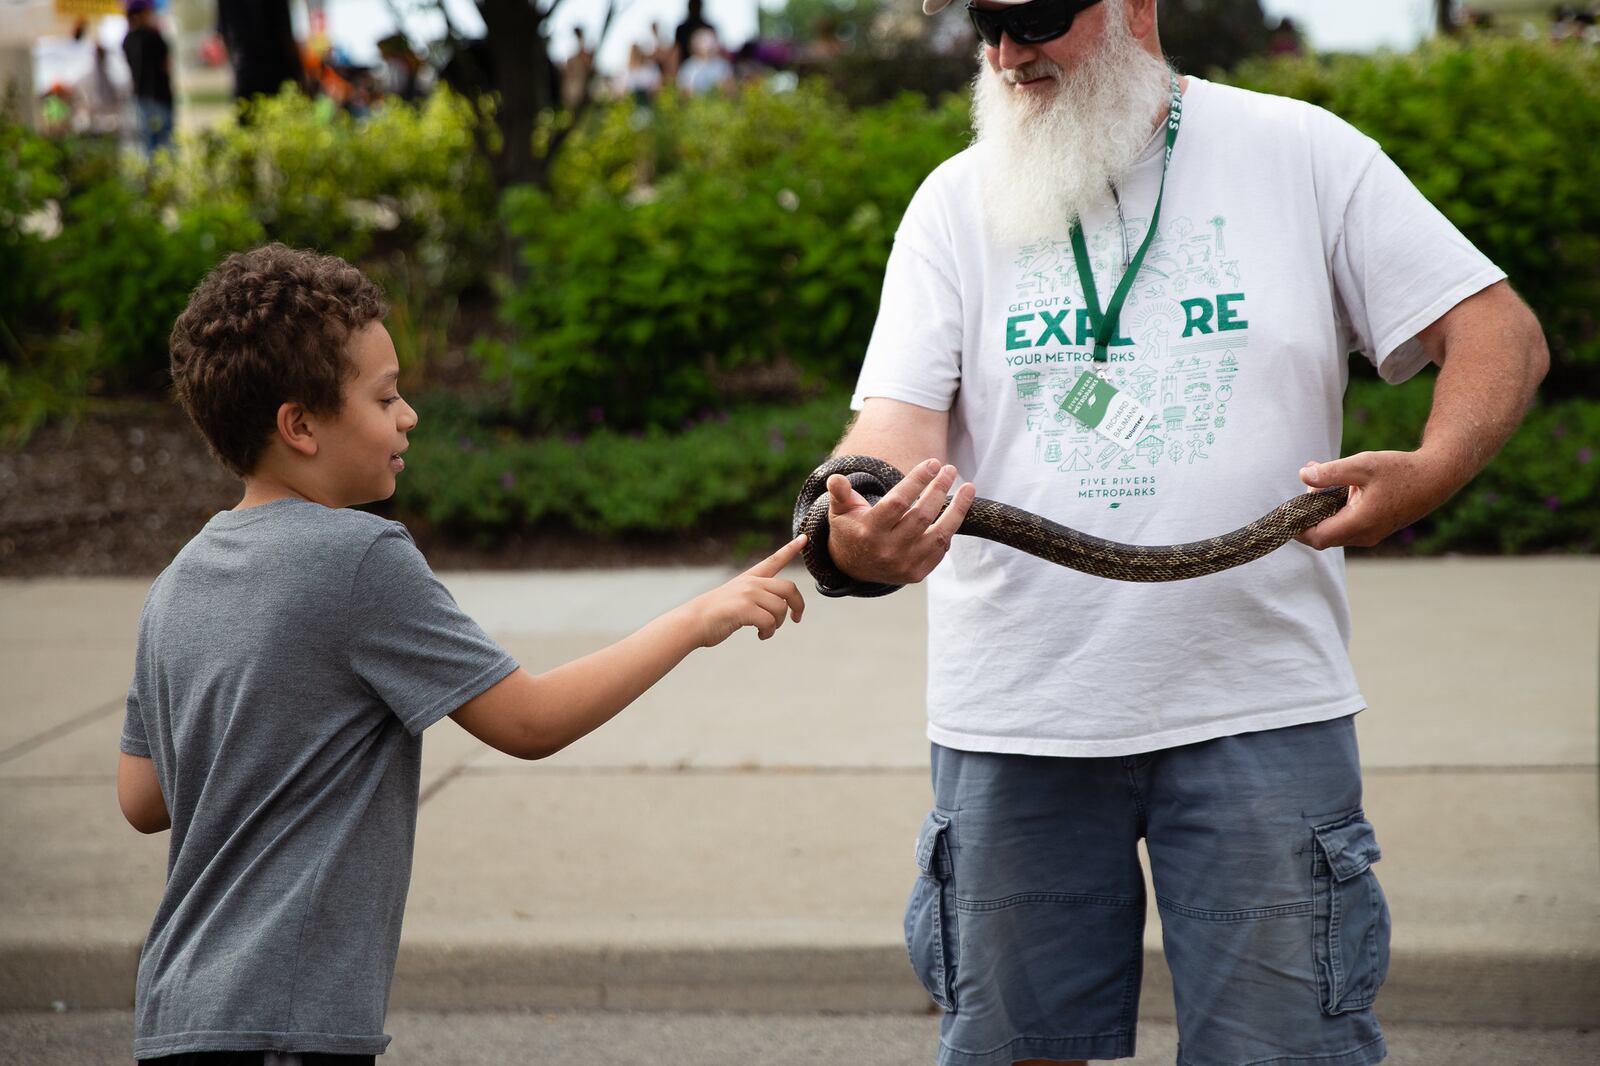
left=1002, top=213, right=1247, bottom=505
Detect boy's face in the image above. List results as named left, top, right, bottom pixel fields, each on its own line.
left=316, top=322, right=418, bottom=507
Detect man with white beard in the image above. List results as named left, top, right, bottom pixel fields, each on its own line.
left=816, top=1, right=1548, bottom=1064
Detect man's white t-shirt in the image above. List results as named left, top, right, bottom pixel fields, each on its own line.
left=853, top=77, right=1504, bottom=757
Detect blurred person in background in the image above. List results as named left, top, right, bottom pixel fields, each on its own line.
left=122, top=0, right=173, bottom=154
left=1268, top=16, right=1303, bottom=56
left=619, top=42, right=664, bottom=105
left=378, top=34, right=425, bottom=103
left=674, top=0, right=717, bottom=67
left=561, top=26, right=595, bottom=111
left=677, top=27, right=732, bottom=95
left=84, top=39, right=126, bottom=137
left=217, top=0, right=305, bottom=116
left=650, top=20, right=680, bottom=82
left=1550, top=5, right=1598, bottom=42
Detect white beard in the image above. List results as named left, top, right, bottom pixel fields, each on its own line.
left=971, top=3, right=1174, bottom=247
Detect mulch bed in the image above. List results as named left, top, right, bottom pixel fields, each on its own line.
left=0, top=401, right=740, bottom=578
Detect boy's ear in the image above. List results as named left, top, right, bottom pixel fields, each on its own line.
left=275, top=401, right=319, bottom=458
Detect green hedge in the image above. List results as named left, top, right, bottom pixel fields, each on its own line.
left=0, top=88, right=494, bottom=441
left=389, top=374, right=1598, bottom=554
left=489, top=85, right=971, bottom=430
left=390, top=392, right=851, bottom=539
left=164, top=88, right=496, bottom=299
left=51, top=178, right=264, bottom=392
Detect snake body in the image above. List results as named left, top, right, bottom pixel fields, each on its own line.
left=793, top=455, right=1349, bottom=595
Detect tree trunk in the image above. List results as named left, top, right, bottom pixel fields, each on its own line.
left=478, top=0, right=556, bottom=189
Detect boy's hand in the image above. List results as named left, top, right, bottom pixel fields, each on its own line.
left=690, top=534, right=808, bottom=647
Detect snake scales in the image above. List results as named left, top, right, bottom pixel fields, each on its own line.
left=793, top=455, right=1349, bottom=596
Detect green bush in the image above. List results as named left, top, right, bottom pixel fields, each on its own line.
left=0, top=125, right=258, bottom=429
left=50, top=180, right=264, bottom=391
left=385, top=378, right=1596, bottom=551
left=390, top=392, right=851, bottom=539
left=0, top=88, right=495, bottom=440
left=166, top=88, right=496, bottom=292
left=0, top=118, right=64, bottom=339
left=1227, top=38, right=1600, bottom=393
left=491, top=86, right=971, bottom=430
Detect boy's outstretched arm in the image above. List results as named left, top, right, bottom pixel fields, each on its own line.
left=118, top=752, right=171, bottom=833
left=451, top=534, right=807, bottom=760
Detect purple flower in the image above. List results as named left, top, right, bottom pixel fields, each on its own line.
left=588, top=406, right=606, bottom=424
left=1578, top=447, right=1593, bottom=465
left=500, top=470, right=516, bottom=490
left=768, top=428, right=787, bottom=453
left=458, top=436, right=475, bottom=452
left=1545, top=495, right=1561, bottom=511
left=1552, top=424, right=1568, bottom=440
left=1399, top=527, right=1416, bottom=545
left=1483, top=491, right=1500, bottom=505
left=565, top=432, right=583, bottom=446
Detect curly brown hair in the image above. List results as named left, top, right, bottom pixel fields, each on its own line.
left=169, top=243, right=389, bottom=477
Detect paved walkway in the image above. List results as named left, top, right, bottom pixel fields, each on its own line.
left=1, top=560, right=1596, bottom=1028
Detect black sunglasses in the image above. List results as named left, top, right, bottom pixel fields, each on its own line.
left=967, top=0, right=1104, bottom=48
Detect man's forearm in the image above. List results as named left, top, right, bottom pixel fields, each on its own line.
left=1417, top=286, right=1549, bottom=491
left=831, top=399, right=951, bottom=480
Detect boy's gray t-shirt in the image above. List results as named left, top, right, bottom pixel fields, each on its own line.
left=120, top=500, right=519, bottom=1058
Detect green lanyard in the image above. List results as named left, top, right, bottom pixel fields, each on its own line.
left=1069, top=74, right=1184, bottom=364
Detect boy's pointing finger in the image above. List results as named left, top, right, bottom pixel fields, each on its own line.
left=745, top=533, right=807, bottom=579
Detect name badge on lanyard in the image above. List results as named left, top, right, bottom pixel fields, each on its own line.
left=1059, top=73, right=1182, bottom=449
left=1060, top=372, right=1153, bottom=448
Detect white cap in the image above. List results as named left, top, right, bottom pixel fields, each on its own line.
left=923, top=0, right=1030, bottom=15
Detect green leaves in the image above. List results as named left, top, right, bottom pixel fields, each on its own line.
left=494, top=85, right=970, bottom=431
left=390, top=392, right=852, bottom=539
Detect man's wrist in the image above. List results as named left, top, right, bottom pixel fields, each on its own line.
left=1410, top=439, right=1476, bottom=502
left=815, top=526, right=904, bottom=598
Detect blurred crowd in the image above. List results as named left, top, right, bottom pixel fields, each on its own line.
left=579, top=0, right=806, bottom=108
left=35, top=0, right=431, bottom=151
left=33, top=0, right=1598, bottom=155
left=38, top=1, right=171, bottom=151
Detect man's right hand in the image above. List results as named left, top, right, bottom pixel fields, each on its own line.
left=824, top=458, right=977, bottom=585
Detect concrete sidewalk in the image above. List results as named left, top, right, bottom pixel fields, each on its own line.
left=1, top=560, right=1596, bottom=1028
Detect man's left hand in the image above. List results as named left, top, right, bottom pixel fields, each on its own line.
left=1296, top=450, right=1455, bottom=550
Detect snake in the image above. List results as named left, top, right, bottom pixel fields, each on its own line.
left=792, top=455, right=1349, bottom=596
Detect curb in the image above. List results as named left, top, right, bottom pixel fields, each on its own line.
left=8, top=940, right=1596, bottom=1028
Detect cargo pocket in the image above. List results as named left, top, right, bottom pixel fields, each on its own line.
left=903, top=810, right=959, bottom=1011
left=1311, top=810, right=1391, bottom=1015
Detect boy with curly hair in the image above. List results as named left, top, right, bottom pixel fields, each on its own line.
left=117, top=243, right=807, bottom=1064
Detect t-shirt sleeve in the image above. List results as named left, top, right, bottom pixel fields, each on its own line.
left=347, top=527, right=520, bottom=735
left=1329, top=140, right=1506, bottom=384
left=852, top=176, right=965, bottom=412
left=120, top=677, right=150, bottom=757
